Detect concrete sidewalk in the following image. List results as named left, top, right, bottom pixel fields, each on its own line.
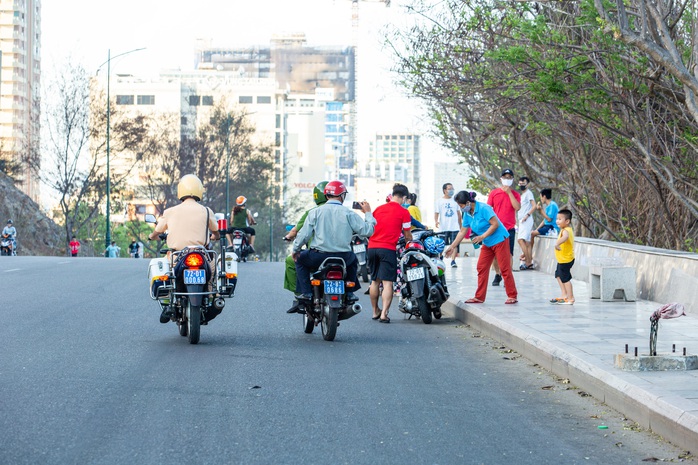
left=441, top=257, right=698, bottom=451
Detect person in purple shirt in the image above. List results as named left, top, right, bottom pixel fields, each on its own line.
left=444, top=191, right=518, bottom=304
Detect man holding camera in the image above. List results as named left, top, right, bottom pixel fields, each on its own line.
left=367, top=183, right=413, bottom=323
left=292, top=180, right=375, bottom=304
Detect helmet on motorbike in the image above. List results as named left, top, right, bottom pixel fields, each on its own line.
left=324, top=180, right=347, bottom=198
left=313, top=181, right=329, bottom=205
left=423, top=235, right=446, bottom=256
left=177, top=174, right=204, bottom=201
left=236, top=196, right=247, bottom=206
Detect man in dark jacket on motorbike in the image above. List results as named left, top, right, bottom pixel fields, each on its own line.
left=292, top=180, right=375, bottom=304
left=148, top=174, right=220, bottom=322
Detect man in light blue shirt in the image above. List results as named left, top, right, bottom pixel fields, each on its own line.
left=293, top=180, right=375, bottom=302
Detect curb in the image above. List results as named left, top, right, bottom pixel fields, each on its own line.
left=443, top=299, right=698, bottom=451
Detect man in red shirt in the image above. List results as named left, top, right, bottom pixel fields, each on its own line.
left=368, top=183, right=413, bottom=323
left=487, top=168, right=521, bottom=286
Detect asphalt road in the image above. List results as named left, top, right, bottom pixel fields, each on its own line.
left=0, top=257, right=692, bottom=465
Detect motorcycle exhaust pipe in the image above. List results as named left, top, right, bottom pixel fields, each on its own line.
left=213, top=297, right=225, bottom=310
left=339, top=303, right=362, bottom=321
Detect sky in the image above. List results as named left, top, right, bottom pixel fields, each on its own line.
left=40, top=0, right=456, bottom=210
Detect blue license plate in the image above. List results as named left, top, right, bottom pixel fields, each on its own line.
left=183, top=269, right=206, bottom=284
left=324, top=280, right=345, bottom=295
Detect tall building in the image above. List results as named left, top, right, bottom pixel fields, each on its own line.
left=195, top=34, right=356, bottom=178
left=359, top=133, right=420, bottom=191
left=0, top=0, right=41, bottom=201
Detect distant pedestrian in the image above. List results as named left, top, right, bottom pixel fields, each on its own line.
left=137, top=241, right=144, bottom=258
left=434, top=183, right=461, bottom=267
left=516, top=177, right=536, bottom=270
left=549, top=209, right=575, bottom=305
left=128, top=239, right=140, bottom=258
left=368, top=183, right=413, bottom=323
left=487, top=168, right=521, bottom=286
left=105, top=241, right=120, bottom=258
left=530, top=188, right=559, bottom=256
left=69, top=236, right=80, bottom=257
left=444, top=191, right=518, bottom=304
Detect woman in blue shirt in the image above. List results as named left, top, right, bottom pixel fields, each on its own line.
left=444, top=191, right=518, bottom=304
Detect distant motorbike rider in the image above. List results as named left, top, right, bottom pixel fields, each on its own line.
left=292, top=180, right=375, bottom=303
left=148, top=174, right=220, bottom=323
left=229, top=195, right=257, bottom=254
left=2, top=219, right=17, bottom=255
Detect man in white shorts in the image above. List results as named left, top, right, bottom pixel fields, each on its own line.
left=517, top=176, right=536, bottom=270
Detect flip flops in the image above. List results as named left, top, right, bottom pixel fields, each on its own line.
left=549, top=297, right=565, bottom=304
left=505, top=298, right=518, bottom=304
left=465, top=298, right=484, bottom=304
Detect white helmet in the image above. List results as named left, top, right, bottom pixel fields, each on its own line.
left=177, top=174, right=204, bottom=201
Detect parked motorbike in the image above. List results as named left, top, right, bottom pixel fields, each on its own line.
left=397, top=230, right=449, bottom=324
left=146, top=214, right=238, bottom=344
left=1, top=234, right=15, bottom=256
left=351, top=234, right=369, bottom=282
left=298, top=257, right=362, bottom=341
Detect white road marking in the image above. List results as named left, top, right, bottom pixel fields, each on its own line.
left=3, top=268, right=20, bottom=272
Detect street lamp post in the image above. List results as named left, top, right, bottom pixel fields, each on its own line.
left=98, top=47, right=146, bottom=250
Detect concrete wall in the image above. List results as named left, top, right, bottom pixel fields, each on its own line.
left=529, top=235, right=698, bottom=313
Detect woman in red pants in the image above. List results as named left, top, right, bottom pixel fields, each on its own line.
left=444, top=191, right=518, bottom=304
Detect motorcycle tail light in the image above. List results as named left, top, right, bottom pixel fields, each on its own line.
left=326, top=270, right=343, bottom=280
left=233, top=231, right=242, bottom=238
left=184, top=253, right=204, bottom=268
left=331, top=296, right=339, bottom=301
left=410, top=263, right=418, bottom=267
left=406, top=241, right=425, bottom=250
left=311, top=279, right=321, bottom=286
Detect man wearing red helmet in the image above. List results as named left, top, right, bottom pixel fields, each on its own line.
left=292, top=180, right=375, bottom=303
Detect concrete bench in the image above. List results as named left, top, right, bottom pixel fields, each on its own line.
left=589, top=265, right=637, bottom=301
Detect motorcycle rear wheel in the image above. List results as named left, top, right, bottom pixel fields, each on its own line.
left=187, top=302, right=201, bottom=344
left=321, top=304, right=338, bottom=341
left=360, top=264, right=369, bottom=283
left=417, top=296, right=432, bottom=324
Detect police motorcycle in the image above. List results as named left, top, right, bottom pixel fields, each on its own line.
left=146, top=213, right=238, bottom=344
left=299, top=257, right=362, bottom=341
left=350, top=233, right=369, bottom=282
left=397, top=229, right=449, bottom=324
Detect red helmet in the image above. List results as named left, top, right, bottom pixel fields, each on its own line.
left=324, top=180, right=347, bottom=197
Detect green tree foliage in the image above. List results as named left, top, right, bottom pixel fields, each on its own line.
left=391, top=0, right=698, bottom=250
left=139, top=103, right=287, bottom=260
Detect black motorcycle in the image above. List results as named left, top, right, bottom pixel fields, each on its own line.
left=351, top=234, right=369, bottom=282
left=229, top=228, right=253, bottom=262
left=298, top=257, right=362, bottom=341
left=397, top=230, right=449, bottom=324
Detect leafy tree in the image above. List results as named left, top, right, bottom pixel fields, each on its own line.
left=390, top=0, right=698, bottom=250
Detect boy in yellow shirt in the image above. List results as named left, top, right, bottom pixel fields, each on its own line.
left=551, top=209, right=575, bottom=305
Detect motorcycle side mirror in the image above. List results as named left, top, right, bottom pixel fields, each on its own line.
left=285, top=225, right=294, bottom=232
left=144, top=214, right=157, bottom=224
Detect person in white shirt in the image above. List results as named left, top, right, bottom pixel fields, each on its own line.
left=434, top=183, right=462, bottom=267
left=516, top=177, right=536, bottom=270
